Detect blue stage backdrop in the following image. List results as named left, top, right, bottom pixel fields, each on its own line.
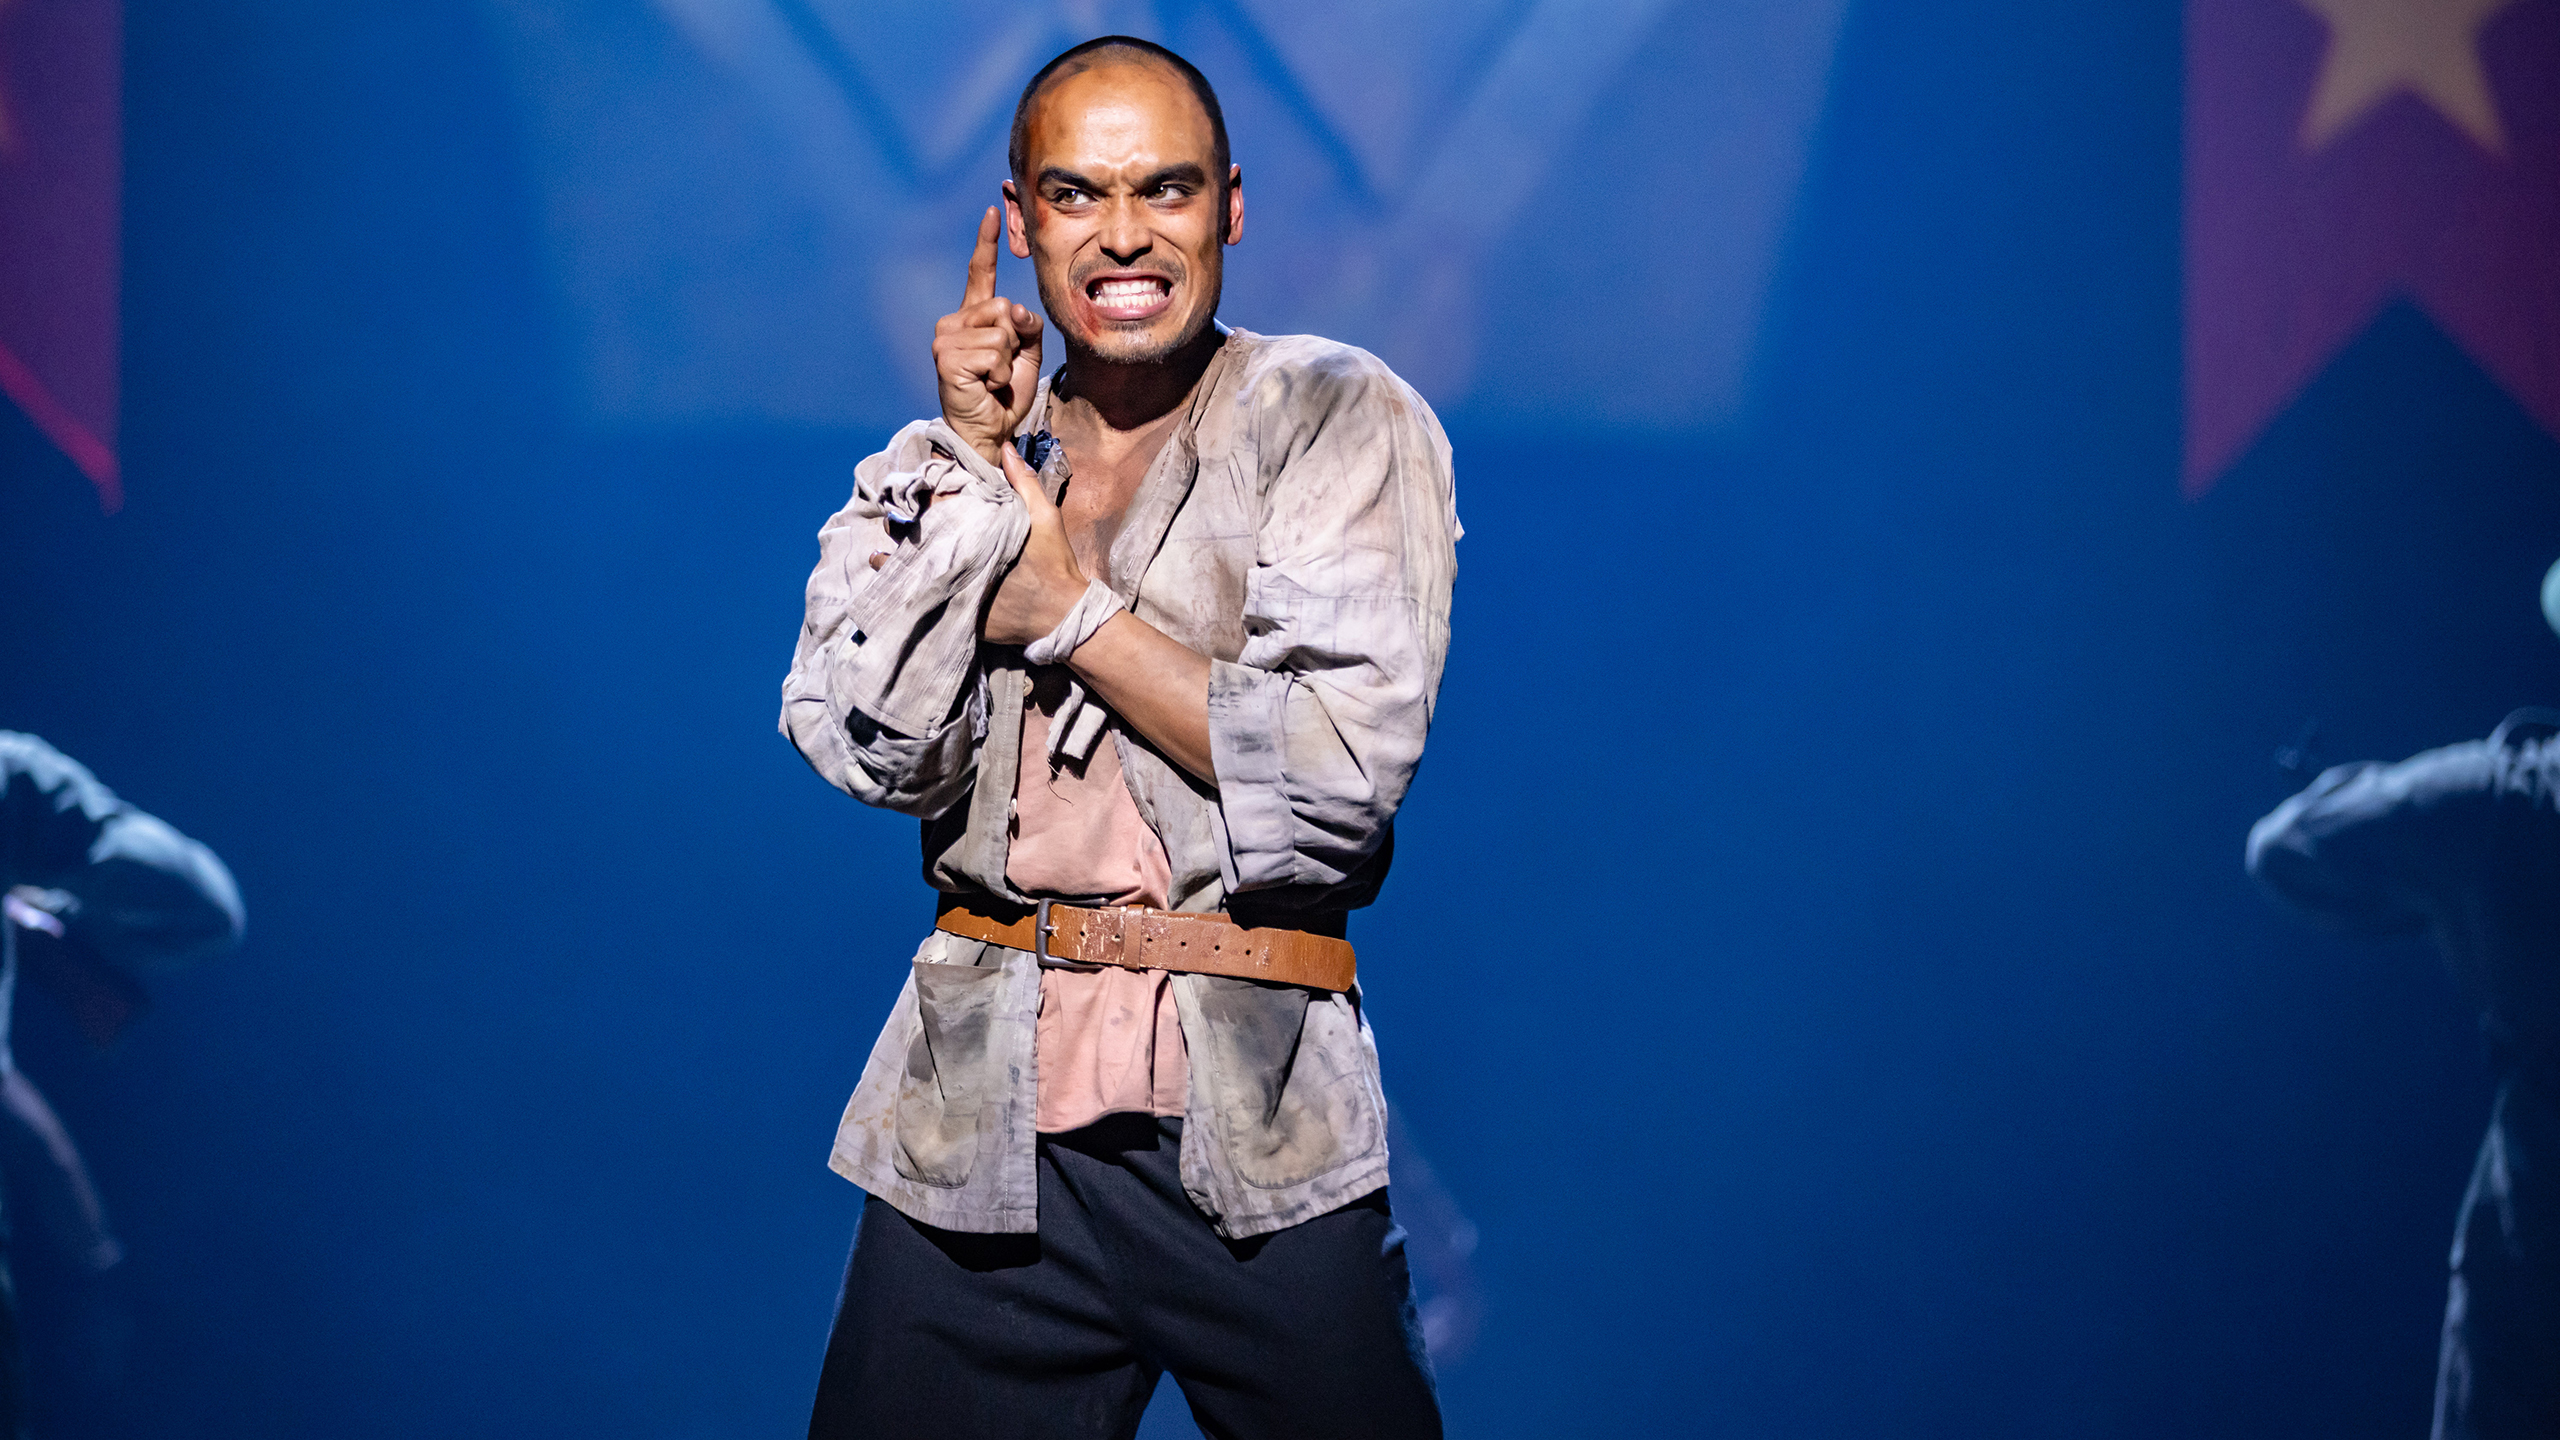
left=0, top=0, right=2556, bottom=1436
left=478, top=0, right=1847, bottom=433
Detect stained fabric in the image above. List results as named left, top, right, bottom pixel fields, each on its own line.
left=1034, top=970, right=1187, bottom=1137
left=781, top=329, right=1457, bottom=1239
left=1005, top=668, right=1174, bottom=913
left=1008, top=668, right=1188, bottom=1136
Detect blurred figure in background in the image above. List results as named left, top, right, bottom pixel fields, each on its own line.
left=1383, top=1103, right=1483, bottom=1367
left=2249, top=704, right=2560, bottom=1440
left=0, top=733, right=242, bottom=1438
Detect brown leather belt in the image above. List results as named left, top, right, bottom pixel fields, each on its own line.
left=934, top=896, right=1356, bottom=992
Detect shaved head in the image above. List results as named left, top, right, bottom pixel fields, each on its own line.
left=1008, top=37, right=1230, bottom=198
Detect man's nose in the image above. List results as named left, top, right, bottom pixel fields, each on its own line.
left=1098, top=202, right=1153, bottom=267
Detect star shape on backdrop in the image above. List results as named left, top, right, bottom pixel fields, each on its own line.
left=2184, top=0, right=2559, bottom=492
left=2296, top=0, right=2518, bottom=152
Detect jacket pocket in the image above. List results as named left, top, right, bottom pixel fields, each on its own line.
left=892, top=958, right=1004, bottom=1188
left=1193, top=978, right=1382, bottom=1191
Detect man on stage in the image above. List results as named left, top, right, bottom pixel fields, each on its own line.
left=780, top=36, right=1457, bottom=1439
left=2250, top=712, right=2560, bottom=1440
left=0, top=732, right=243, bottom=1437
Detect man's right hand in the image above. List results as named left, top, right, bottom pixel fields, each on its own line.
left=933, top=206, right=1044, bottom=469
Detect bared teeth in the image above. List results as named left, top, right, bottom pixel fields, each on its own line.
left=1092, top=278, right=1168, bottom=303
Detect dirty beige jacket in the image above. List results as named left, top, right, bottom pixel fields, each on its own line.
left=779, top=328, right=1458, bottom=1238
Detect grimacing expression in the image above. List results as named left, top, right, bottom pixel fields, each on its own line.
left=1005, top=59, right=1241, bottom=366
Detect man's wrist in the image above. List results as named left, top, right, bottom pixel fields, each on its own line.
left=1025, top=578, right=1126, bottom=666
left=934, top=411, right=1010, bottom=471
left=957, top=428, right=1007, bottom=471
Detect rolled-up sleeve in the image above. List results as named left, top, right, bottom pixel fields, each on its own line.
left=1208, top=355, right=1459, bottom=893
left=2245, top=744, right=2498, bottom=936
left=779, top=421, right=1027, bottom=818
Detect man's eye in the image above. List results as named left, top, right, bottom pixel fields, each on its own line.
left=1050, top=188, right=1088, bottom=205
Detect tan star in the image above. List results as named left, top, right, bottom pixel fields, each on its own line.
left=2296, top=0, right=2517, bottom=153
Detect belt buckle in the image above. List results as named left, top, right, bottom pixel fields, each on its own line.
left=1032, top=899, right=1106, bottom=970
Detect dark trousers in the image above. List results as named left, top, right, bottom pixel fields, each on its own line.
left=808, top=1115, right=1442, bottom=1440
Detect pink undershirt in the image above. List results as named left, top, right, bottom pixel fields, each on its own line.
left=1008, top=667, right=1188, bottom=1134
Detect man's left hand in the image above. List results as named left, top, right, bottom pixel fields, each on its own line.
left=984, top=446, right=1090, bottom=646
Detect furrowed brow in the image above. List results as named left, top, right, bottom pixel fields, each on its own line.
left=1037, top=164, right=1210, bottom=195
left=1136, top=163, right=1210, bottom=191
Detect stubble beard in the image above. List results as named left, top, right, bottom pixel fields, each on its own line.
left=1037, top=254, right=1224, bottom=370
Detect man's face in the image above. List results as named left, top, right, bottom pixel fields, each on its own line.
left=1005, top=60, right=1242, bottom=366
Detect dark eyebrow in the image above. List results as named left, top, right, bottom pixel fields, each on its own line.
left=1035, top=163, right=1210, bottom=195
left=1135, top=163, right=1209, bottom=192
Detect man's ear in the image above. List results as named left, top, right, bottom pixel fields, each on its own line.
left=1223, top=165, right=1244, bottom=246
left=1001, top=180, right=1032, bottom=259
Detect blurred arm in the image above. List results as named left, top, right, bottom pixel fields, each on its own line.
left=0, top=732, right=243, bottom=971
left=2245, top=741, right=2498, bottom=936
left=0, top=1067, right=121, bottom=1271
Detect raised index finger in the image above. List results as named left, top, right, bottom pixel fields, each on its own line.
left=962, top=206, right=1000, bottom=306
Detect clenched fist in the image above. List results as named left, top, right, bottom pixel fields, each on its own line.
left=934, top=207, right=1044, bottom=468
left=983, top=445, right=1089, bottom=645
